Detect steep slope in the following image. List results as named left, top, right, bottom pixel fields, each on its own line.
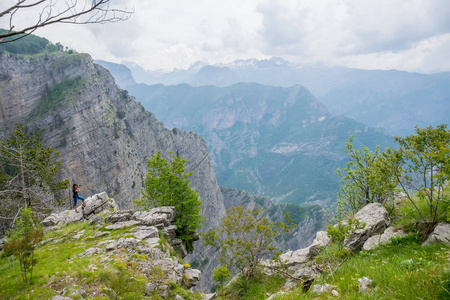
left=123, top=82, right=393, bottom=206
left=108, top=58, right=450, bottom=136
left=0, top=50, right=225, bottom=234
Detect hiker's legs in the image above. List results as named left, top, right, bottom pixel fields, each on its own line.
left=78, top=196, right=86, bottom=207
left=73, top=196, right=78, bottom=212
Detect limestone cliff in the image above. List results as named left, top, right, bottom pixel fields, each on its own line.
left=0, top=51, right=225, bottom=232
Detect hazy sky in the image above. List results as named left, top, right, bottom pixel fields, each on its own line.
left=2, top=0, right=450, bottom=73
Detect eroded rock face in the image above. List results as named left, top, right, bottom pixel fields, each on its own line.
left=422, top=223, right=450, bottom=247
left=344, top=203, right=390, bottom=251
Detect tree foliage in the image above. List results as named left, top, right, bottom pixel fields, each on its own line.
left=213, top=265, right=231, bottom=299
left=0, top=124, right=69, bottom=232
left=390, top=124, right=450, bottom=222
left=0, top=0, right=133, bottom=43
left=203, top=205, right=295, bottom=278
left=331, top=136, right=400, bottom=221
left=135, top=151, right=204, bottom=252
left=3, top=208, right=44, bottom=284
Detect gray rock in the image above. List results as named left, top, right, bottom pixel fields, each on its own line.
left=310, top=284, right=337, bottom=294
left=363, top=227, right=407, bottom=250
left=93, top=231, right=110, bottom=238
left=105, top=210, right=134, bottom=223
left=422, top=222, right=450, bottom=246
left=83, top=192, right=119, bottom=215
left=105, top=220, right=141, bottom=230
left=145, top=238, right=161, bottom=248
left=331, top=290, right=340, bottom=297
left=344, top=203, right=390, bottom=251
left=175, top=295, right=185, bottom=300
left=279, top=244, right=321, bottom=269
left=146, top=282, right=156, bottom=295
left=97, top=239, right=115, bottom=246
left=171, top=238, right=188, bottom=258
left=106, top=238, right=139, bottom=251
left=42, top=209, right=84, bottom=227
left=312, top=231, right=332, bottom=247
left=152, top=258, right=185, bottom=285
left=183, top=268, right=202, bottom=288
left=283, top=266, right=320, bottom=290
left=88, top=215, right=104, bottom=225
left=70, top=289, right=87, bottom=298
left=163, top=225, right=177, bottom=242
left=358, top=277, right=373, bottom=293
left=133, top=226, right=159, bottom=240
left=132, top=207, right=176, bottom=226
left=51, top=296, right=72, bottom=300
left=78, top=247, right=105, bottom=257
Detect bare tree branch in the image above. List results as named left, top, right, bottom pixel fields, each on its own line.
left=0, top=0, right=134, bottom=43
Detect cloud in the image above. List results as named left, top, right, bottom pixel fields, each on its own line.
left=0, top=0, right=449, bottom=73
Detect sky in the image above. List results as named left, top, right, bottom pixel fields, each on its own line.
left=1, top=0, right=450, bottom=73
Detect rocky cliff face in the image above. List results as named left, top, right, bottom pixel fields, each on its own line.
left=0, top=51, right=225, bottom=230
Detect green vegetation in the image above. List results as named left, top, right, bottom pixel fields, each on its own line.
left=0, top=219, right=202, bottom=299
left=29, top=76, right=86, bottom=120
left=0, top=29, right=61, bottom=55
left=135, top=151, right=204, bottom=252
left=203, top=205, right=295, bottom=277
left=391, top=124, right=450, bottom=222
left=0, top=124, right=69, bottom=234
left=213, top=265, right=231, bottom=299
left=3, top=208, right=44, bottom=284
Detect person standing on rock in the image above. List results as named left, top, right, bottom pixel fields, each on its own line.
left=73, top=183, right=86, bottom=213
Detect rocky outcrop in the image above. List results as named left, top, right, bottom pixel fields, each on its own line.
left=42, top=192, right=118, bottom=226
left=422, top=223, right=450, bottom=247
left=344, top=203, right=390, bottom=251
left=363, top=227, right=407, bottom=251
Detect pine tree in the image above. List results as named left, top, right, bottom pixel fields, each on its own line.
left=0, top=123, right=69, bottom=231
left=135, top=151, right=204, bottom=252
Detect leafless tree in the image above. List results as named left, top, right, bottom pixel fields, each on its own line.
left=0, top=0, right=134, bottom=43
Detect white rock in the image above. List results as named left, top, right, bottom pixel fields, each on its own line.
left=105, top=210, right=134, bottom=223
left=310, top=284, right=337, bottom=294
left=422, top=222, right=450, bottom=247
left=93, top=231, right=110, bottom=238
left=106, top=238, right=139, bottom=251
left=183, top=268, right=201, bottom=288
left=132, top=207, right=175, bottom=226
left=358, top=277, right=373, bottom=293
left=105, top=220, right=141, bottom=230
left=78, top=247, right=105, bottom=257
left=133, top=226, right=159, bottom=240
left=266, top=291, right=285, bottom=300
left=331, top=289, right=340, bottom=297
left=344, top=203, right=390, bottom=251
left=363, top=227, right=407, bottom=250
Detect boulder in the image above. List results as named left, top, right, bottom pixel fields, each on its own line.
left=279, top=244, right=321, bottom=269
left=202, top=293, right=217, bottom=300
left=133, top=226, right=159, bottom=240
left=344, top=203, right=390, bottom=251
left=88, top=215, right=104, bottom=225
left=42, top=192, right=118, bottom=226
left=283, top=266, right=321, bottom=290
left=358, top=277, right=373, bottom=293
left=310, top=284, right=337, bottom=294
left=267, top=291, right=285, bottom=300
left=105, top=210, right=134, bottom=223
left=105, top=220, right=141, bottom=230
left=132, top=207, right=175, bottom=226
left=152, top=258, right=185, bottom=285
left=83, top=192, right=119, bottom=215
left=312, top=231, right=332, bottom=248
left=422, top=222, right=450, bottom=246
left=163, top=225, right=177, bottom=242
left=183, top=268, right=202, bottom=288
left=175, top=295, right=185, bottom=300
left=363, top=227, right=407, bottom=250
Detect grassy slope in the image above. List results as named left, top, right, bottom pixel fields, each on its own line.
left=223, top=195, right=450, bottom=300
left=0, top=219, right=203, bottom=300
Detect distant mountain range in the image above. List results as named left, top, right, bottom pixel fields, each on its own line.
left=96, top=59, right=394, bottom=206
left=107, top=58, right=449, bottom=136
